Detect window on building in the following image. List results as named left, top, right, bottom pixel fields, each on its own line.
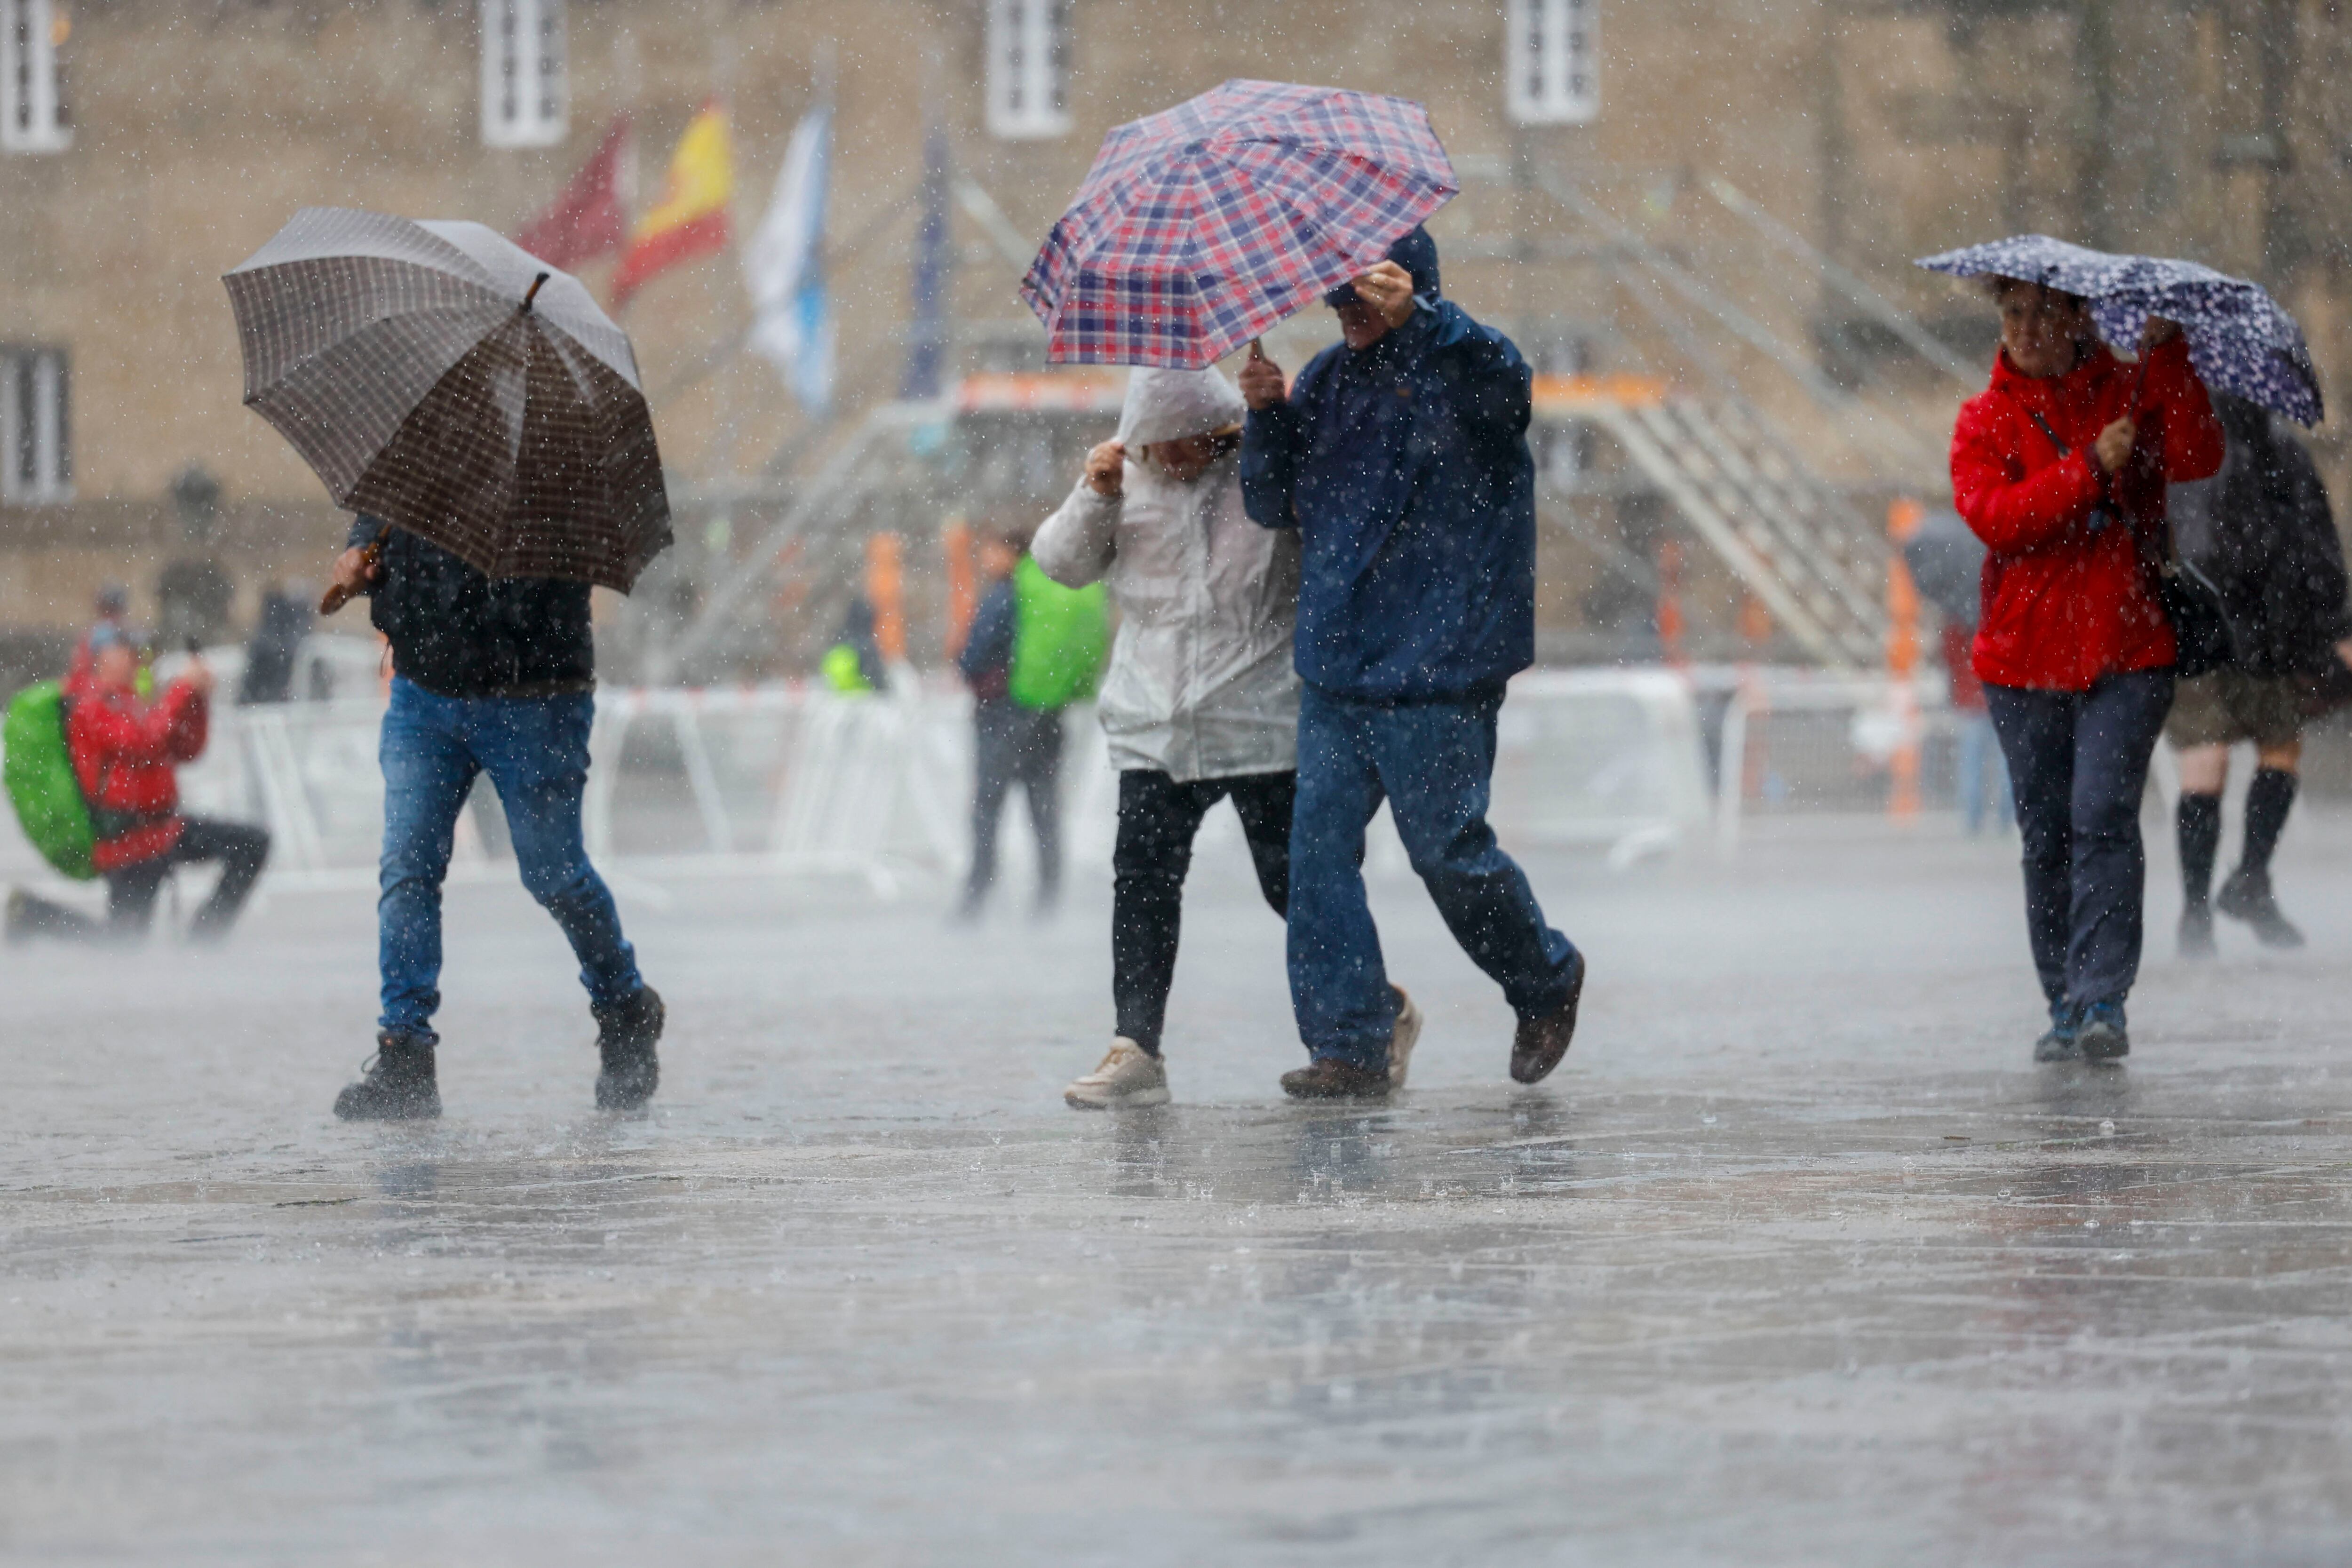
left=0, top=347, right=72, bottom=506
left=986, top=0, right=1070, bottom=141
left=1506, top=0, right=1598, bottom=127
left=1, top=0, right=71, bottom=154
left=480, top=0, right=566, bottom=149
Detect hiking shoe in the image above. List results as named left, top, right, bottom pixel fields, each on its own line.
left=2033, top=1003, right=2080, bottom=1064
left=1279, top=1058, right=1391, bottom=1100
left=2178, top=905, right=2217, bottom=961
left=593, top=986, right=664, bottom=1112
left=333, top=1032, right=441, bottom=1121
left=2216, top=870, right=2305, bottom=950
left=1510, top=950, right=1588, bottom=1084
left=1386, top=987, right=1424, bottom=1091
left=1065, top=1039, right=1170, bottom=1109
left=2076, top=1002, right=2130, bottom=1063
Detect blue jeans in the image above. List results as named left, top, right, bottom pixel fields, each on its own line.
left=1289, top=685, right=1579, bottom=1067
left=1985, top=669, right=2174, bottom=1014
left=377, top=677, right=644, bottom=1040
left=1955, top=708, right=2014, bottom=836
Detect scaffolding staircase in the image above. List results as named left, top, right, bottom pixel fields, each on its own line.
left=1536, top=377, right=1891, bottom=669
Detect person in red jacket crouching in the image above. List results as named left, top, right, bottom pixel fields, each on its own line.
left=1952, top=279, right=2224, bottom=1064
left=5, top=624, right=270, bottom=944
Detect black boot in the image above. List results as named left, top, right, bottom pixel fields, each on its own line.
left=2216, top=868, right=2305, bottom=949
left=2176, top=791, right=2221, bottom=960
left=593, top=987, right=664, bottom=1111
left=333, top=1032, right=441, bottom=1121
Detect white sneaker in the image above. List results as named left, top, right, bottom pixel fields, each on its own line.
left=1064, top=1039, right=1171, bottom=1109
left=1387, top=986, right=1424, bottom=1090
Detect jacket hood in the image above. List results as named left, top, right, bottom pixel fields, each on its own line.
left=1118, top=367, right=1248, bottom=450
left=1321, top=225, right=1442, bottom=308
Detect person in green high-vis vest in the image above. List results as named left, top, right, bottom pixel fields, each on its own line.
left=954, top=525, right=1108, bottom=920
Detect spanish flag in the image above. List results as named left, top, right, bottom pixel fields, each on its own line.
left=610, top=102, right=734, bottom=309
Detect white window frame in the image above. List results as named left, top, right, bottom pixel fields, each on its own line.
left=0, top=347, right=72, bottom=506
left=986, top=0, right=1070, bottom=141
left=1506, top=0, right=1599, bottom=127
left=1, top=0, right=71, bottom=154
left=480, top=0, right=567, bottom=150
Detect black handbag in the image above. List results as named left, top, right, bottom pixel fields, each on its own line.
left=2016, top=402, right=2236, bottom=678
left=2154, top=556, right=2236, bottom=678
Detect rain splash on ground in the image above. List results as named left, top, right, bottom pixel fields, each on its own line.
left=5, top=813, right=2352, bottom=1564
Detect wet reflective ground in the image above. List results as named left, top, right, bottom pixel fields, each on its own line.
left=5, top=820, right=2352, bottom=1564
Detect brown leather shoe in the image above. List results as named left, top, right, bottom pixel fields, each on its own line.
left=1510, top=951, right=1587, bottom=1084
left=1279, top=1059, right=1392, bottom=1100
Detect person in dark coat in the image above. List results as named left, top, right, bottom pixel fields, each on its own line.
left=2165, top=392, right=2352, bottom=955
left=954, top=527, right=1066, bottom=920
left=320, top=516, right=663, bottom=1121
left=1239, top=225, right=1584, bottom=1099
left=1949, top=279, right=2224, bottom=1065
left=238, top=585, right=312, bottom=705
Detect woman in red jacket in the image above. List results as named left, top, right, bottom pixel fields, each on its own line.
left=1951, top=279, right=2224, bottom=1063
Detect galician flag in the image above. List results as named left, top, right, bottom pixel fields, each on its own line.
left=745, top=103, right=834, bottom=413
left=611, top=102, right=735, bottom=309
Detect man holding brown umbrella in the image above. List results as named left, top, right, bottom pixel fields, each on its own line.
left=225, top=207, right=672, bottom=1119
left=322, top=521, right=662, bottom=1121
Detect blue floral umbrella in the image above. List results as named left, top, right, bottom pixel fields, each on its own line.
left=1916, top=234, right=2323, bottom=426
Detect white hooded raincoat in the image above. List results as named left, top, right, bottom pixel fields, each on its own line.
left=1031, top=368, right=1301, bottom=782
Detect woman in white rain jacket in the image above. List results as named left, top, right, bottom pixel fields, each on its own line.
left=1032, top=366, right=1302, bottom=1109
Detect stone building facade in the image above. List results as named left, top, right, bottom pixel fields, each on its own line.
left=0, top=0, right=2344, bottom=668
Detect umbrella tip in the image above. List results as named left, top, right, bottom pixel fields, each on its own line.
left=523, top=271, right=550, bottom=312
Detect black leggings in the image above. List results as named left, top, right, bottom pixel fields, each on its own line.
left=11, top=815, right=271, bottom=943
left=1113, top=768, right=1295, bottom=1055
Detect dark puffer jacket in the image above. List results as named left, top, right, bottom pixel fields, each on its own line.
left=2169, top=394, right=2352, bottom=677
left=349, top=515, right=595, bottom=698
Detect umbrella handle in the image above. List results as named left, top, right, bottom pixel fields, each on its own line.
left=319, top=524, right=392, bottom=616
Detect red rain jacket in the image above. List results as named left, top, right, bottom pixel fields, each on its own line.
left=66, top=676, right=208, bottom=873
left=1950, top=338, right=2225, bottom=692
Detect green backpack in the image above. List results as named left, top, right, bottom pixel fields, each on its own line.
left=3, top=680, right=96, bottom=880
left=1009, top=556, right=1110, bottom=711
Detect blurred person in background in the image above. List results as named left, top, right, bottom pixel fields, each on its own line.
left=6, top=624, right=269, bottom=945
left=819, top=593, right=888, bottom=696
left=1240, top=224, right=1584, bottom=1100
left=320, top=514, right=663, bottom=1121
left=1943, top=612, right=2013, bottom=837
left=1950, top=279, right=2222, bottom=1065
left=1033, top=367, right=1300, bottom=1109
left=237, top=583, right=313, bottom=705
left=2165, top=391, right=2352, bottom=956
left=953, top=524, right=1108, bottom=923
left=65, top=582, right=133, bottom=688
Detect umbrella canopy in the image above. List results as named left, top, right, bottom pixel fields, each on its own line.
left=225, top=207, right=672, bottom=591
left=1021, top=80, right=1457, bottom=369
left=1916, top=234, right=2323, bottom=426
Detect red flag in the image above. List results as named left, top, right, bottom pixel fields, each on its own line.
left=611, top=103, right=735, bottom=309
left=515, top=116, right=633, bottom=270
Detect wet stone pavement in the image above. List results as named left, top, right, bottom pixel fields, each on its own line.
left=5, top=816, right=2352, bottom=1565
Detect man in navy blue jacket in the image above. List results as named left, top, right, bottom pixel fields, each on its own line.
left=1239, top=226, right=1584, bottom=1098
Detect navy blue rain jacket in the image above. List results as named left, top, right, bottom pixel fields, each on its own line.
left=1239, top=300, right=1537, bottom=701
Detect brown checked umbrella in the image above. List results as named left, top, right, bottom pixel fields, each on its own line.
left=225, top=206, right=673, bottom=594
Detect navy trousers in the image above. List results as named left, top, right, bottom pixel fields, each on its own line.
left=1985, top=669, right=2175, bottom=1014
left=1288, top=685, right=1579, bottom=1067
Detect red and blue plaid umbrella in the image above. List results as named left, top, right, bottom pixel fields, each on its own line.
left=1021, top=80, right=1458, bottom=369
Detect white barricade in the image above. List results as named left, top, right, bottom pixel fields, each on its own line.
left=1, top=667, right=1724, bottom=899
